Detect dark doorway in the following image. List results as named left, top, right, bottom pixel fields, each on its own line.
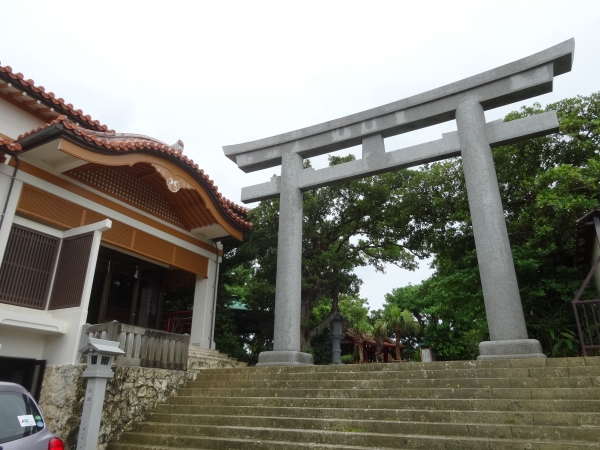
left=87, top=246, right=167, bottom=329
left=87, top=246, right=199, bottom=332
left=0, top=357, right=45, bottom=401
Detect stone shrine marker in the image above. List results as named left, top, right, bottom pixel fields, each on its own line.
left=224, top=39, right=575, bottom=366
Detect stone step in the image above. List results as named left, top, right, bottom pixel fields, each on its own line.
left=115, top=426, right=600, bottom=449
left=187, top=376, right=599, bottom=389
left=162, top=395, right=600, bottom=412
left=174, top=386, right=600, bottom=400
left=187, top=347, right=248, bottom=370
left=188, top=351, right=239, bottom=361
left=134, top=416, right=600, bottom=442
left=188, top=347, right=247, bottom=361
left=195, top=357, right=600, bottom=376
left=110, top=358, right=600, bottom=449
left=189, top=355, right=239, bottom=362
left=149, top=406, right=600, bottom=426
left=108, top=436, right=406, bottom=450
left=195, top=366, right=600, bottom=382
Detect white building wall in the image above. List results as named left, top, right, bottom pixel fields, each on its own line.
left=189, top=257, right=219, bottom=349
left=0, top=327, right=46, bottom=359
left=0, top=169, right=23, bottom=265
left=0, top=100, right=45, bottom=139
left=42, top=309, right=89, bottom=365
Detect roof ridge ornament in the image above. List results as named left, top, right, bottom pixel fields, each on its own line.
left=170, top=139, right=184, bottom=155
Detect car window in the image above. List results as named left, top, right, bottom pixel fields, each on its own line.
left=0, top=391, right=45, bottom=444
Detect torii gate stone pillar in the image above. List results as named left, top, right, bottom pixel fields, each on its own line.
left=224, top=39, right=575, bottom=366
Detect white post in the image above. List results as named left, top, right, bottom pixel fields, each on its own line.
left=0, top=169, right=23, bottom=264
left=189, top=258, right=218, bottom=349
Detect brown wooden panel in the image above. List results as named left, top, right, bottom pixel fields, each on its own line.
left=15, top=184, right=210, bottom=277
left=14, top=163, right=224, bottom=253
left=17, top=185, right=84, bottom=229
left=173, top=247, right=208, bottom=279
left=133, top=231, right=175, bottom=265
left=0, top=225, right=59, bottom=309
left=102, top=220, right=134, bottom=248
left=83, top=210, right=106, bottom=225
left=48, top=233, right=94, bottom=310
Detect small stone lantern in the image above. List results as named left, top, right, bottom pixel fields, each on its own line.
left=329, top=312, right=348, bottom=365
left=77, top=338, right=124, bottom=450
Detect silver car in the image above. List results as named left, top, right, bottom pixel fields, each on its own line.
left=0, top=382, right=64, bottom=450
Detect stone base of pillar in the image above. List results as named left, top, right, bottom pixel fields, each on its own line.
left=255, top=350, right=314, bottom=367
left=477, top=339, right=546, bottom=360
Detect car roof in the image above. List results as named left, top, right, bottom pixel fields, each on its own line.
left=0, top=382, right=30, bottom=395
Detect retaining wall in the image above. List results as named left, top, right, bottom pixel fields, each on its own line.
left=38, top=364, right=197, bottom=450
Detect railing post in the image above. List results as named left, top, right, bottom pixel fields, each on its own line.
left=106, top=320, right=120, bottom=342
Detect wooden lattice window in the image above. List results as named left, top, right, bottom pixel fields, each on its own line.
left=48, top=233, right=94, bottom=310
left=0, top=225, right=59, bottom=309
left=69, top=167, right=185, bottom=227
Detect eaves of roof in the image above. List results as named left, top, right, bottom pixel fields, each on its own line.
left=0, top=138, right=22, bottom=154
left=0, top=63, right=112, bottom=132
left=12, top=116, right=251, bottom=232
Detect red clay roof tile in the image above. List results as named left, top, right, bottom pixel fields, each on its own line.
left=0, top=138, right=22, bottom=153
left=14, top=116, right=252, bottom=229
left=0, top=63, right=113, bottom=132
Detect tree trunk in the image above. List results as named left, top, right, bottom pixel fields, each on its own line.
left=357, top=340, right=364, bottom=363
left=302, top=290, right=340, bottom=351
left=300, top=292, right=313, bottom=351
left=375, top=342, right=383, bottom=363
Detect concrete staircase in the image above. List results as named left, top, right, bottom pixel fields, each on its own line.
left=187, top=346, right=248, bottom=370
left=108, top=357, right=600, bottom=449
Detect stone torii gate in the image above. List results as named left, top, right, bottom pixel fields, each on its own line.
left=224, top=39, right=575, bottom=366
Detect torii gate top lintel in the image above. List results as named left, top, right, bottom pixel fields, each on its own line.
left=223, top=39, right=574, bottom=177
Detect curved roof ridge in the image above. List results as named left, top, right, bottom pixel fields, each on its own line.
left=11, top=116, right=251, bottom=230
left=0, top=62, right=113, bottom=133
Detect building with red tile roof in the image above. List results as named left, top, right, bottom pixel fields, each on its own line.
left=0, top=61, right=249, bottom=397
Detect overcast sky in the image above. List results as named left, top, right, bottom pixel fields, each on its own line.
left=1, top=1, right=599, bottom=311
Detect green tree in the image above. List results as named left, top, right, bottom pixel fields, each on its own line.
left=338, top=294, right=373, bottom=362
left=384, top=305, right=421, bottom=361
left=372, top=320, right=389, bottom=363
left=224, top=156, right=425, bottom=357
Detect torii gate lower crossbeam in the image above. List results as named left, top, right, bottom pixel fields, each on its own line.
left=224, top=39, right=575, bottom=366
